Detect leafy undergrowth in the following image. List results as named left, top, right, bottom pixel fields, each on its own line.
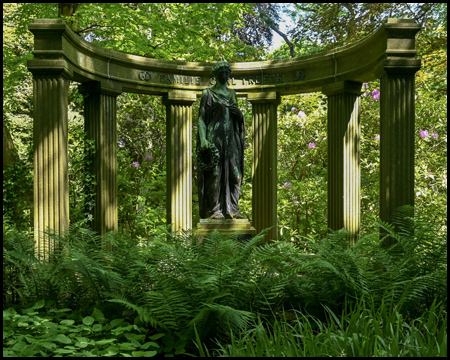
left=3, top=300, right=184, bottom=357
left=3, top=207, right=447, bottom=357
left=198, top=297, right=447, bottom=357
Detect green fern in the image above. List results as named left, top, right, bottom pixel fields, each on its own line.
left=3, top=208, right=446, bottom=346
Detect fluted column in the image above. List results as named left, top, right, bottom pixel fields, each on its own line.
left=379, top=63, right=421, bottom=235
left=79, top=82, right=121, bottom=235
left=248, top=92, right=281, bottom=242
left=32, top=73, right=70, bottom=260
left=162, top=91, right=197, bottom=234
left=324, top=81, right=362, bottom=241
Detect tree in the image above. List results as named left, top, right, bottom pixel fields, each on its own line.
left=287, top=3, right=440, bottom=49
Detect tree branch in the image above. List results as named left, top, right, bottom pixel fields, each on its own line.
left=256, top=4, right=296, bottom=58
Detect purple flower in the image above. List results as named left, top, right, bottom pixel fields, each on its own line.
left=144, top=154, right=153, bottom=162
left=372, top=89, right=380, bottom=100
left=309, top=142, right=316, bottom=148
left=375, top=135, right=380, bottom=141
left=291, top=107, right=297, bottom=112
left=420, top=130, right=429, bottom=138
left=432, top=133, right=439, bottom=139
left=293, top=200, right=299, bottom=205
left=284, top=182, right=292, bottom=189
left=363, top=82, right=368, bottom=89
left=298, top=110, right=306, bottom=118
left=132, top=161, right=140, bottom=168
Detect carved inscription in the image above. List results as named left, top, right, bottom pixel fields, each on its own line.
left=295, top=70, right=306, bottom=81
left=210, top=74, right=284, bottom=86
left=138, top=71, right=286, bottom=86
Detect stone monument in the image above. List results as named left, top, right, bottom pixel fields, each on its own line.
left=195, top=61, right=256, bottom=242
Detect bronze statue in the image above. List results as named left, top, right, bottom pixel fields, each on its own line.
left=197, top=61, right=246, bottom=220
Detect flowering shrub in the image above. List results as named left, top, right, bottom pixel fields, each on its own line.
left=272, top=79, right=447, bottom=243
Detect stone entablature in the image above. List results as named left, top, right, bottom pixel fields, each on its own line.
left=28, top=19, right=420, bottom=96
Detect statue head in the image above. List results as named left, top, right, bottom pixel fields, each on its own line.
left=211, top=61, right=232, bottom=78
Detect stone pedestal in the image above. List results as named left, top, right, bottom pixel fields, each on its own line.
left=195, top=219, right=256, bottom=244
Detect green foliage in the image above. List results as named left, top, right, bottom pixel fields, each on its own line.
left=3, top=302, right=161, bottom=357
left=116, top=94, right=168, bottom=238
left=204, top=296, right=447, bottom=357
left=286, top=4, right=442, bottom=50
left=3, top=160, right=33, bottom=232
left=3, top=4, right=447, bottom=356
left=276, top=93, right=328, bottom=242
left=3, top=211, right=447, bottom=356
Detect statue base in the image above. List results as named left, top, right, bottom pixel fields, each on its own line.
left=194, top=219, right=257, bottom=244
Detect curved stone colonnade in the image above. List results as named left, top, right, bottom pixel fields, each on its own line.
left=28, top=19, right=421, bottom=258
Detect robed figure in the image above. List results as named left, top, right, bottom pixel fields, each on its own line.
left=197, top=61, right=246, bottom=220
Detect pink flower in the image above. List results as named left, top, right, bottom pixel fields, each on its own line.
left=375, top=135, right=380, bottom=141
left=420, top=130, right=429, bottom=138
left=293, top=200, right=299, bottom=205
left=372, top=89, right=380, bottom=100
left=291, top=107, right=297, bottom=112
left=284, top=182, right=292, bottom=189
left=309, top=142, right=316, bottom=148
left=363, top=82, right=368, bottom=89
left=432, top=133, right=439, bottom=139
left=132, top=161, right=140, bottom=167
left=298, top=110, right=306, bottom=118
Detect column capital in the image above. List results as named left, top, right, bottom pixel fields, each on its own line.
left=322, top=81, right=363, bottom=96
left=247, top=92, right=281, bottom=105
left=28, top=59, right=73, bottom=79
left=376, top=59, right=422, bottom=77
left=78, top=80, right=122, bottom=97
left=162, top=91, right=197, bottom=106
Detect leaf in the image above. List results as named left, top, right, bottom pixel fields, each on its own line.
left=33, top=299, right=45, bottom=309
left=54, top=348, right=74, bottom=354
left=91, top=308, right=106, bottom=323
left=82, top=316, right=95, bottom=326
left=119, top=342, right=137, bottom=351
left=110, top=318, right=126, bottom=328
left=132, top=350, right=158, bottom=357
left=75, top=338, right=90, bottom=348
left=148, top=333, right=165, bottom=341
left=54, top=334, right=72, bottom=344
left=11, top=340, right=27, bottom=351
left=141, top=341, right=159, bottom=350
left=100, top=345, right=119, bottom=356
left=96, top=338, right=117, bottom=345
left=40, top=342, right=57, bottom=350
left=60, top=319, right=76, bottom=326
left=92, top=324, right=103, bottom=332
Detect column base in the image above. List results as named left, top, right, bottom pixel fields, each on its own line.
left=194, top=219, right=256, bottom=244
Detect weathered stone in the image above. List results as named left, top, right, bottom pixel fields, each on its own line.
left=30, top=73, right=69, bottom=260
left=248, top=92, right=281, bottom=243
left=79, top=81, right=121, bottom=236
left=26, top=18, right=422, bottom=256
left=323, top=81, right=362, bottom=242
left=162, top=91, right=196, bottom=234
left=195, top=219, right=256, bottom=244
left=28, top=18, right=420, bottom=96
